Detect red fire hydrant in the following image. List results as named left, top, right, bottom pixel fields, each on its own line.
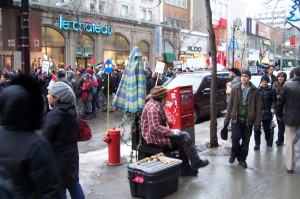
left=103, top=128, right=123, bottom=166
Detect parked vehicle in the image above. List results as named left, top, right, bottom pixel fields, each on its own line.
left=163, top=71, right=231, bottom=123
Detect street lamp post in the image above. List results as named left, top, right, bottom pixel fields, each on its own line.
left=21, top=0, right=30, bottom=75
left=232, top=18, right=242, bottom=68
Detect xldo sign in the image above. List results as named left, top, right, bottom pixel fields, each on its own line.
left=59, top=14, right=112, bottom=35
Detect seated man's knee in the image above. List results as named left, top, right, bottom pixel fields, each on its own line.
left=180, top=131, right=191, bottom=140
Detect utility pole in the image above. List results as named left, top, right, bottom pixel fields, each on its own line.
left=21, top=0, right=30, bottom=75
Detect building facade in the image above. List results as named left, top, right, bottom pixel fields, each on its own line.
left=0, top=0, right=180, bottom=72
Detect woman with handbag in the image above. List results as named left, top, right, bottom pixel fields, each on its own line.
left=43, top=81, right=85, bottom=199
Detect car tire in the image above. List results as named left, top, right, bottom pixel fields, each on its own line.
left=194, top=108, right=200, bottom=124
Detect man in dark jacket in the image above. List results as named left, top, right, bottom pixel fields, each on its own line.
left=277, top=67, right=300, bottom=174
left=147, top=72, right=163, bottom=94
left=223, top=70, right=261, bottom=168
left=75, top=68, right=84, bottom=115
left=261, top=65, right=277, bottom=85
left=0, top=75, right=60, bottom=198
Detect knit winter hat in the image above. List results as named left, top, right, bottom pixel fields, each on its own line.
left=87, top=68, right=93, bottom=75
left=48, top=81, right=76, bottom=104
left=261, top=75, right=270, bottom=83
left=150, top=86, right=169, bottom=99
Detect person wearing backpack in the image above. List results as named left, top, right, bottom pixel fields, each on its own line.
left=0, top=75, right=60, bottom=198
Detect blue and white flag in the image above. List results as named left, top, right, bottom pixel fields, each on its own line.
left=104, top=59, right=113, bottom=73
left=228, top=36, right=239, bottom=51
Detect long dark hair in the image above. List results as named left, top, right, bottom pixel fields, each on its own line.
left=276, top=72, right=287, bottom=84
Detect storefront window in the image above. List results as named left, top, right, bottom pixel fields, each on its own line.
left=76, top=35, right=94, bottom=68
left=164, top=41, right=174, bottom=53
left=103, top=34, right=129, bottom=69
left=137, top=40, right=149, bottom=66
left=42, top=27, right=65, bottom=68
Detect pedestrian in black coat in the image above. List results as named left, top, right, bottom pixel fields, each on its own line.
left=43, top=81, right=85, bottom=198
left=254, top=75, right=276, bottom=150
left=0, top=75, right=60, bottom=198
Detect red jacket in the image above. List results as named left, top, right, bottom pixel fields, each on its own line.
left=141, top=99, right=173, bottom=148
left=81, top=81, right=93, bottom=101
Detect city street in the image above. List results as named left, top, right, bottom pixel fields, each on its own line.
left=78, top=109, right=300, bottom=199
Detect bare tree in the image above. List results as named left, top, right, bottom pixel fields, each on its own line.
left=205, top=0, right=218, bottom=148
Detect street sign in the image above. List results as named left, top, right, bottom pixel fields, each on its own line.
left=42, top=61, right=50, bottom=75
left=155, top=61, right=165, bottom=74
left=249, top=65, right=258, bottom=74
left=173, top=61, right=182, bottom=69
left=34, top=39, right=40, bottom=47
left=104, top=59, right=113, bottom=73
left=8, top=39, right=15, bottom=47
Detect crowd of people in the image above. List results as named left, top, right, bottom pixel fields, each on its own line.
left=223, top=65, right=300, bottom=173
left=0, top=62, right=299, bottom=198
left=0, top=64, right=126, bottom=198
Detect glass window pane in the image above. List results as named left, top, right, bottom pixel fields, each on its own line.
left=121, top=5, right=128, bottom=17
left=147, top=10, right=152, bottom=22
left=141, top=9, right=146, bottom=20
left=165, top=41, right=174, bottom=53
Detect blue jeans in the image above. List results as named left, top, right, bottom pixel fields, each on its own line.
left=61, top=182, right=85, bottom=199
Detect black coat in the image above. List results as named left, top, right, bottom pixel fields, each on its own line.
left=42, top=103, right=80, bottom=187
left=0, top=85, right=60, bottom=198
left=147, top=77, right=163, bottom=94
left=258, top=85, right=276, bottom=121
left=277, top=77, right=300, bottom=126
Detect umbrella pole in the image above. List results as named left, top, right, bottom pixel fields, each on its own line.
left=107, top=74, right=110, bottom=132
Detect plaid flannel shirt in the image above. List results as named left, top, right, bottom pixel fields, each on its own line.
left=141, top=99, right=173, bottom=148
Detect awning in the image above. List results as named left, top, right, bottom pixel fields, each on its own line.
left=165, top=53, right=177, bottom=63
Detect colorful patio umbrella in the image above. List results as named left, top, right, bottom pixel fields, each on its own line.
left=112, top=46, right=146, bottom=113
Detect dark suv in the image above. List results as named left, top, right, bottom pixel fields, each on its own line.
left=163, top=71, right=231, bottom=123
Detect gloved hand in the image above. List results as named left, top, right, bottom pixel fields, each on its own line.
left=172, top=129, right=181, bottom=136
left=254, top=125, right=261, bottom=131
left=220, top=126, right=228, bottom=140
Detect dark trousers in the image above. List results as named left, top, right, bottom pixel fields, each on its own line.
left=254, top=120, right=271, bottom=144
left=231, top=121, right=253, bottom=162
left=169, top=131, right=200, bottom=170
left=276, top=118, right=285, bottom=144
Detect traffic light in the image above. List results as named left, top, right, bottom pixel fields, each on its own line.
left=0, top=0, right=13, bottom=7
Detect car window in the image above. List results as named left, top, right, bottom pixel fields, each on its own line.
left=164, top=75, right=204, bottom=93
left=201, top=76, right=228, bottom=91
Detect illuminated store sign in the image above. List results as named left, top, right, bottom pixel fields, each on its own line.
left=59, top=14, right=112, bottom=35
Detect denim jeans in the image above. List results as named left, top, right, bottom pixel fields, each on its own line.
left=60, top=182, right=85, bottom=199
left=231, top=121, right=253, bottom=162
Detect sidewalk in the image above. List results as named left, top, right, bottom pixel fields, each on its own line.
left=78, top=117, right=300, bottom=199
